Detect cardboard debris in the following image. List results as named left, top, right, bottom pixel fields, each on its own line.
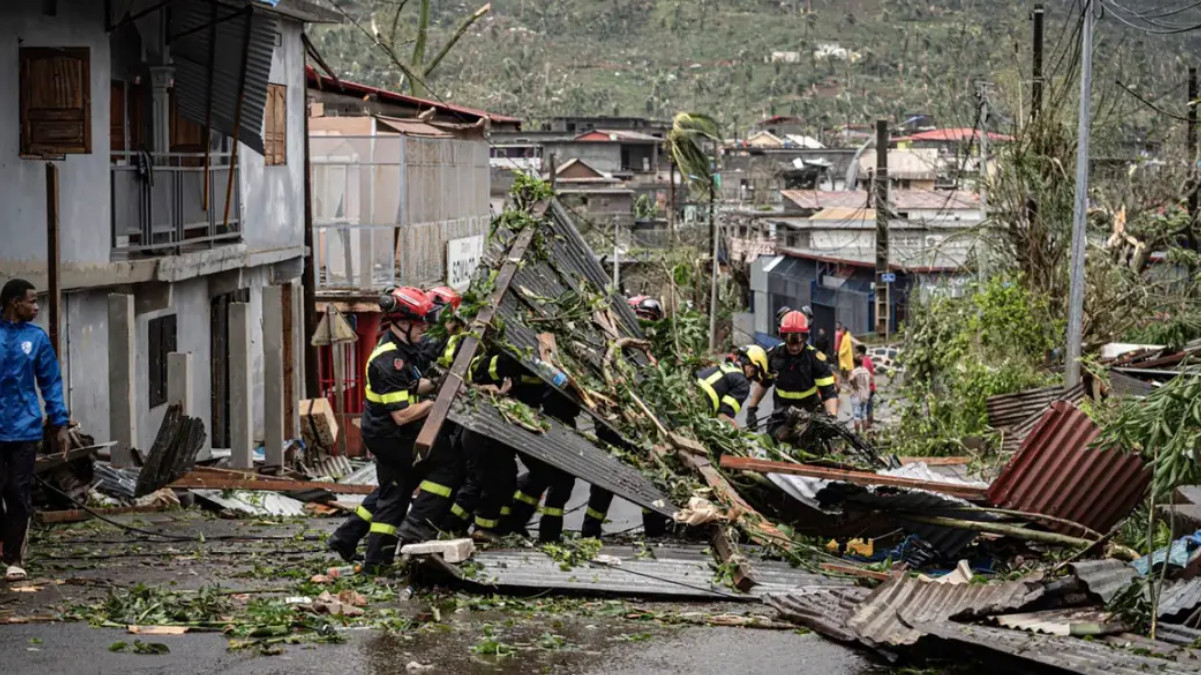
left=672, top=497, right=725, bottom=526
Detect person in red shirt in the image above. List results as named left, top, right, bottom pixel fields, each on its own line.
left=855, top=344, right=876, bottom=429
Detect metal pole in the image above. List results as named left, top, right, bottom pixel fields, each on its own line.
left=708, top=172, right=720, bottom=351
left=1188, top=66, right=1198, bottom=255
left=302, top=76, right=320, bottom=397
left=1032, top=4, right=1045, bottom=121
left=874, top=120, right=890, bottom=337
left=612, top=220, right=620, bottom=290
left=1065, top=0, right=1095, bottom=388
left=978, top=83, right=989, bottom=281
left=46, top=163, right=61, bottom=361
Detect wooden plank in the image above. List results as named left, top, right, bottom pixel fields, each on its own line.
left=168, top=472, right=375, bottom=495
left=678, top=452, right=790, bottom=548
left=820, top=562, right=892, bottom=581
left=709, top=524, right=759, bottom=592
left=414, top=225, right=538, bottom=456
left=899, top=456, right=972, bottom=466
left=719, top=456, right=989, bottom=501
left=34, top=442, right=115, bottom=474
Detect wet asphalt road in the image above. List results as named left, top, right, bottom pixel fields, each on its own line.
left=0, top=621, right=877, bottom=675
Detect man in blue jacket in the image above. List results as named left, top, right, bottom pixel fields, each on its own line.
left=1, top=279, right=70, bottom=582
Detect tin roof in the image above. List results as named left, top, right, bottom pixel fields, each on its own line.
left=918, top=621, right=1201, bottom=674
left=987, top=383, right=1086, bottom=429
left=986, top=402, right=1151, bottom=535
left=781, top=189, right=979, bottom=212
left=574, top=129, right=662, bottom=143
left=907, top=128, right=1014, bottom=142
left=765, top=586, right=873, bottom=642
left=990, top=608, right=1126, bottom=636
left=848, top=573, right=1045, bottom=646
left=996, top=384, right=1088, bottom=455
left=1068, top=559, right=1138, bottom=604
left=305, top=66, right=522, bottom=125
left=1158, top=578, right=1201, bottom=620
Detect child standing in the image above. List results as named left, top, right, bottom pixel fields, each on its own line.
left=849, top=354, right=872, bottom=433
left=855, top=344, right=877, bottom=429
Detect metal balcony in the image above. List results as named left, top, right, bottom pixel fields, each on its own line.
left=111, top=152, right=241, bottom=257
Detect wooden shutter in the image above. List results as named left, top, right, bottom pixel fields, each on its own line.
left=265, top=84, right=286, bottom=166
left=20, top=47, right=91, bottom=156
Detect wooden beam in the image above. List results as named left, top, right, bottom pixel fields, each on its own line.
left=34, top=442, right=114, bottom=474
left=414, top=225, right=537, bottom=456
left=678, top=452, right=790, bottom=548
left=709, top=524, right=758, bottom=592
left=36, top=504, right=167, bottom=525
left=168, top=472, right=375, bottom=495
left=820, top=562, right=892, bottom=581
left=719, top=456, right=989, bottom=502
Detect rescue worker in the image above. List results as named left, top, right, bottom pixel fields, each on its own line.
left=745, top=310, right=838, bottom=436
left=327, top=287, right=461, bottom=572
left=500, top=384, right=580, bottom=543
left=695, top=345, right=769, bottom=428
left=628, top=295, right=664, bottom=322
left=424, top=286, right=465, bottom=370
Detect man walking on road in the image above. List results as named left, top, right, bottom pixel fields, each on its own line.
left=1, top=279, right=70, bottom=582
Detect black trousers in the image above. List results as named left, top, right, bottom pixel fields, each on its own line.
left=349, top=430, right=462, bottom=569
left=504, top=457, right=574, bottom=542
left=445, top=437, right=481, bottom=535
left=462, top=428, right=516, bottom=533
left=0, top=441, right=36, bottom=566
left=581, top=487, right=670, bottom=539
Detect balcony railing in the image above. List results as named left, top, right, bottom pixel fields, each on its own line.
left=111, top=152, right=241, bottom=256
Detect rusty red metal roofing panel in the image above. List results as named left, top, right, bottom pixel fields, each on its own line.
left=987, top=401, right=1150, bottom=535
left=908, top=128, right=1014, bottom=142
left=304, top=66, right=522, bottom=124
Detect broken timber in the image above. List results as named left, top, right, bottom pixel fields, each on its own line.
left=679, top=452, right=790, bottom=548
left=719, top=456, right=988, bottom=502
left=415, top=224, right=538, bottom=457
left=168, top=472, right=375, bottom=495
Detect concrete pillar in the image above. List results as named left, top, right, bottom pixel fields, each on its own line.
left=107, top=294, right=137, bottom=467
left=167, top=352, right=193, bottom=416
left=262, top=285, right=285, bottom=467
left=229, top=302, right=253, bottom=469
left=149, top=65, right=174, bottom=155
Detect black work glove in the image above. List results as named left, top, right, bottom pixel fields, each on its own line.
left=746, top=406, right=758, bottom=430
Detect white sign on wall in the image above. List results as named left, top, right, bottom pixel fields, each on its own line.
left=446, top=235, right=484, bottom=291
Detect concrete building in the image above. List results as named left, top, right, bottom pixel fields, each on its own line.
left=0, top=0, right=339, bottom=464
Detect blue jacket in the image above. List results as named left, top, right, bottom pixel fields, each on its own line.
left=0, top=320, right=69, bottom=442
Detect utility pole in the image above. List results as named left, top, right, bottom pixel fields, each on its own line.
left=1032, top=4, right=1045, bottom=121
left=874, top=119, right=890, bottom=337
left=612, top=220, right=620, bottom=290
left=1065, top=0, right=1095, bottom=388
left=1188, top=67, right=1198, bottom=255
left=977, top=82, right=990, bottom=282
left=708, top=150, right=721, bottom=351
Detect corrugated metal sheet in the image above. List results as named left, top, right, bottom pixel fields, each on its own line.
left=764, top=586, right=873, bottom=642
left=192, top=489, right=308, bottom=516
left=454, top=544, right=844, bottom=600
left=1156, top=623, right=1201, bottom=647
left=986, top=401, right=1150, bottom=535
left=1068, top=559, right=1137, bottom=604
left=987, top=383, right=1086, bottom=430
left=848, top=573, right=1045, bottom=646
left=991, top=608, right=1125, bottom=636
left=172, top=0, right=276, bottom=154
left=919, top=621, right=1201, bottom=675
left=448, top=399, right=674, bottom=517
left=1110, top=370, right=1156, bottom=399
left=1159, top=578, right=1201, bottom=619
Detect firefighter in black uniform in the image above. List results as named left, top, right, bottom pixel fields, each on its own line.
left=745, top=310, right=838, bottom=435
left=695, top=345, right=769, bottom=428
left=580, top=295, right=670, bottom=539
left=501, top=380, right=580, bottom=543
left=327, top=287, right=462, bottom=572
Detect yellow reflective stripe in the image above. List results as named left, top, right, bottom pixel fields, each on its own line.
left=539, top=506, right=564, bottom=517
left=438, top=335, right=461, bottom=368
left=365, top=388, right=411, bottom=405
left=719, top=363, right=741, bottom=375
left=418, top=480, right=452, bottom=498
left=489, top=356, right=500, bottom=383
left=585, top=507, right=607, bottom=521
left=475, top=516, right=499, bottom=529
left=355, top=505, right=373, bottom=523
left=777, top=386, right=818, bottom=400
left=520, top=375, right=542, bottom=385
left=514, top=490, right=539, bottom=506
left=814, top=376, right=835, bottom=387
left=451, top=503, right=470, bottom=519
left=721, top=395, right=742, bottom=415
left=369, top=522, right=397, bottom=536
left=500, top=506, right=512, bottom=515
left=697, top=379, right=720, bottom=412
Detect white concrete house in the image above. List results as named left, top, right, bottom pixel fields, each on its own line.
left=0, top=0, right=338, bottom=464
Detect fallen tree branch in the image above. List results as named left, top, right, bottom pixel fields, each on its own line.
left=904, top=514, right=1095, bottom=548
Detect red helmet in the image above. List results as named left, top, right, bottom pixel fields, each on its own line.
left=779, top=310, right=810, bottom=335
left=428, top=286, right=462, bottom=311
left=627, top=295, right=664, bottom=321
left=379, top=286, right=432, bottom=323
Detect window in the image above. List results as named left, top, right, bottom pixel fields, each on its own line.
left=264, top=83, right=287, bottom=165
left=20, top=47, right=91, bottom=156
left=148, top=315, right=178, bottom=408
